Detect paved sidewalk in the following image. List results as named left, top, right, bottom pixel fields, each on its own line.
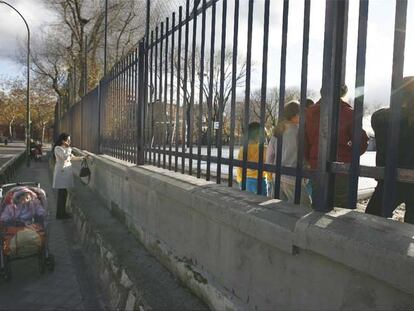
left=0, top=157, right=107, bottom=310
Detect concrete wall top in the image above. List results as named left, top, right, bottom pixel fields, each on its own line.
left=77, top=150, right=414, bottom=307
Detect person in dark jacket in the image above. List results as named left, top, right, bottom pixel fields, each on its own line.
left=365, top=76, right=414, bottom=223
left=305, top=85, right=369, bottom=208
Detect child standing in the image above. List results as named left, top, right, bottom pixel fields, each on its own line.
left=236, top=122, right=269, bottom=196
left=266, top=101, right=311, bottom=207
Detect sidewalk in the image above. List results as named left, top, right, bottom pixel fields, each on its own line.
left=0, top=157, right=107, bottom=310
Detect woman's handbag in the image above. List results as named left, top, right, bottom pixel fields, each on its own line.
left=79, top=158, right=91, bottom=185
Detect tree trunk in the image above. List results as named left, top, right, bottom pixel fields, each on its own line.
left=42, top=125, right=46, bottom=144
left=8, top=120, right=13, bottom=140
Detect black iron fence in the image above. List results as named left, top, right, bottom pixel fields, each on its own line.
left=58, top=0, right=414, bottom=219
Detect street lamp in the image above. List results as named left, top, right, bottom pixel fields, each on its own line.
left=0, top=1, right=31, bottom=167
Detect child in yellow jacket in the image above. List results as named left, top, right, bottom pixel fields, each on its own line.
left=236, top=122, right=270, bottom=196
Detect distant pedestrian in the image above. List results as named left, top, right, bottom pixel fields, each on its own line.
left=236, top=122, right=269, bottom=196
left=52, top=133, right=83, bottom=219
left=365, top=76, right=414, bottom=223
left=305, top=84, right=369, bottom=208
left=266, top=101, right=311, bottom=207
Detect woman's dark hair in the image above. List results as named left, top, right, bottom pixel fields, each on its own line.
left=306, top=98, right=315, bottom=108
left=319, top=84, right=348, bottom=98
left=273, top=101, right=300, bottom=138
left=53, top=133, right=70, bottom=159
left=247, top=122, right=261, bottom=142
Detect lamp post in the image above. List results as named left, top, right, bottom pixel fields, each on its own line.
left=0, top=1, right=31, bottom=167
left=104, top=0, right=108, bottom=75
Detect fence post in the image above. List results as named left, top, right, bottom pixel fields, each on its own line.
left=97, top=80, right=102, bottom=154
left=137, top=40, right=146, bottom=165
left=313, top=0, right=348, bottom=212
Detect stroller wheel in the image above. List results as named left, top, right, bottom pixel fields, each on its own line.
left=1, top=256, right=12, bottom=281
left=46, top=254, right=55, bottom=272
left=39, top=250, right=46, bottom=274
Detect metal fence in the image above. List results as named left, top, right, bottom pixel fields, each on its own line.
left=58, top=0, right=413, bottom=218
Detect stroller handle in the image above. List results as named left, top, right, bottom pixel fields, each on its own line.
left=0, top=182, right=41, bottom=199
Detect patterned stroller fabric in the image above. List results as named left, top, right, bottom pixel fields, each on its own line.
left=0, top=187, right=47, bottom=224
left=0, top=187, right=48, bottom=258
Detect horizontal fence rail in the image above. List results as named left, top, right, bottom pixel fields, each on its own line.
left=58, top=0, right=414, bottom=221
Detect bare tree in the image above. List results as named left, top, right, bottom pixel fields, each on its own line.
left=169, top=49, right=246, bottom=145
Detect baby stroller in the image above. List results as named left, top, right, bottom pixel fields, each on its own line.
left=0, top=182, right=54, bottom=281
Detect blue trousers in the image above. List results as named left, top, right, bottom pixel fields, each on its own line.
left=240, top=178, right=267, bottom=196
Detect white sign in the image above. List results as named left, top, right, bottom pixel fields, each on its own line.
left=214, top=122, right=219, bottom=130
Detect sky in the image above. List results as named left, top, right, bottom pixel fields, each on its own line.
left=0, top=0, right=413, bottom=109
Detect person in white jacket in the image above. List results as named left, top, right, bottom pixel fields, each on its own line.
left=266, top=101, right=311, bottom=207
left=52, top=133, right=83, bottom=219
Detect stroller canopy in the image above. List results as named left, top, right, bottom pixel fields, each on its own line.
left=0, top=186, right=47, bottom=223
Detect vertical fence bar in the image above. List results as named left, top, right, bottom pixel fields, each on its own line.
left=175, top=7, right=183, bottom=173
left=122, top=57, right=126, bottom=161
left=228, top=0, right=239, bottom=188
left=108, top=69, right=111, bottom=156
left=120, top=59, right=123, bottom=160
left=98, top=80, right=102, bottom=154
left=115, top=65, right=118, bottom=158
left=241, top=0, right=254, bottom=191
left=189, top=0, right=198, bottom=176
left=257, top=0, right=270, bottom=195
left=169, top=13, right=176, bottom=171
left=154, top=27, right=159, bottom=166
left=149, top=31, right=155, bottom=165
left=117, top=61, right=120, bottom=160
left=274, top=0, right=289, bottom=198
left=114, top=63, right=117, bottom=158
left=181, top=0, right=190, bottom=174
left=348, top=0, right=369, bottom=209
left=110, top=69, right=113, bottom=156
left=129, top=53, right=134, bottom=162
left=163, top=18, right=169, bottom=169
left=113, top=67, right=116, bottom=158
left=137, top=41, right=146, bottom=165
left=382, top=0, right=407, bottom=217
left=134, top=49, right=139, bottom=164
left=206, top=1, right=216, bottom=181
left=197, top=0, right=207, bottom=179
left=216, top=0, right=227, bottom=184
left=314, top=0, right=348, bottom=211
left=145, top=0, right=150, bottom=163
left=126, top=55, right=130, bottom=162
left=158, top=22, right=164, bottom=167
left=295, top=0, right=311, bottom=204
left=108, top=72, right=111, bottom=156
left=119, top=60, right=123, bottom=160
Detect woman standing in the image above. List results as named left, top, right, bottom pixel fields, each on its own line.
left=52, top=133, right=81, bottom=219
left=266, top=101, right=311, bottom=207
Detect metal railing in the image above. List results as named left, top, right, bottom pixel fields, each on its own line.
left=58, top=0, right=413, bottom=219
left=0, top=151, right=26, bottom=185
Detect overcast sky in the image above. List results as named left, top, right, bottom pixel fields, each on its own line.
left=0, top=0, right=413, bottom=109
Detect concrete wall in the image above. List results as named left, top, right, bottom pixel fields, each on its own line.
left=77, top=153, right=414, bottom=310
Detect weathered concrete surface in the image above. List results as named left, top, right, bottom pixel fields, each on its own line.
left=73, top=151, right=414, bottom=310
left=67, top=168, right=207, bottom=310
